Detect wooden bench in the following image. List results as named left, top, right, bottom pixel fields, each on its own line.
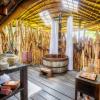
left=40, top=67, right=52, bottom=77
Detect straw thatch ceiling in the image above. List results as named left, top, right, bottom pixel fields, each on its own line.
left=0, top=0, right=100, bottom=31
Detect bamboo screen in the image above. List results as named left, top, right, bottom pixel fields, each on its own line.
left=0, top=20, right=100, bottom=73
left=1, top=20, right=50, bottom=64
left=73, top=33, right=100, bottom=74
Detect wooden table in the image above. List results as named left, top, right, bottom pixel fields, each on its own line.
left=0, top=64, right=29, bottom=100
left=75, top=74, right=100, bottom=100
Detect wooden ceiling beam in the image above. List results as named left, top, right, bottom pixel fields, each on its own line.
left=26, top=6, right=60, bottom=19
left=21, top=2, right=60, bottom=19
left=0, top=0, right=23, bottom=24
left=19, top=0, right=56, bottom=19
left=17, top=0, right=46, bottom=19
left=18, top=0, right=100, bottom=31
left=23, top=17, right=88, bottom=27
left=79, top=2, right=100, bottom=14
left=64, top=11, right=94, bottom=21
left=21, top=5, right=94, bottom=22
left=81, top=0, right=100, bottom=8
left=78, top=10, right=97, bottom=20
left=0, top=0, right=99, bottom=31
left=25, top=15, right=90, bottom=24
left=79, top=6, right=100, bottom=19
left=0, top=0, right=38, bottom=31
left=83, top=19, right=100, bottom=30
left=21, top=1, right=97, bottom=21
left=22, top=11, right=93, bottom=23
left=18, top=0, right=99, bottom=29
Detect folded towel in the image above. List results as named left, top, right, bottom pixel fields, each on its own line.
left=0, top=74, right=11, bottom=84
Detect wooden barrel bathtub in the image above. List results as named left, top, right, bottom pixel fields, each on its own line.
left=42, top=54, right=69, bottom=73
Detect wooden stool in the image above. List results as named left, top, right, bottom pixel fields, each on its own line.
left=40, top=67, right=52, bottom=77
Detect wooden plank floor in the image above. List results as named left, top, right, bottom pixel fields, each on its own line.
left=8, top=66, right=77, bottom=100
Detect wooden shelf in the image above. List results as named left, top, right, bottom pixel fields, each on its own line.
left=0, top=64, right=29, bottom=100
left=0, top=87, right=24, bottom=100
left=0, top=64, right=29, bottom=75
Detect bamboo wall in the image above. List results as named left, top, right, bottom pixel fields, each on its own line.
left=73, top=33, right=100, bottom=74
left=0, top=20, right=50, bottom=64
left=0, top=20, right=100, bottom=74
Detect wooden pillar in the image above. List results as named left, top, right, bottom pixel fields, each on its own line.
left=0, top=27, right=3, bottom=33
left=0, top=28, right=2, bottom=53
left=0, top=28, right=4, bottom=53
left=58, top=13, right=62, bottom=54
left=78, top=20, right=81, bottom=42
left=20, top=66, right=28, bottom=100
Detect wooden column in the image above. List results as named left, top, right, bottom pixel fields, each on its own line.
left=0, top=28, right=3, bottom=53
left=20, top=66, right=28, bottom=100
left=58, top=13, right=62, bottom=54
left=0, top=28, right=5, bottom=53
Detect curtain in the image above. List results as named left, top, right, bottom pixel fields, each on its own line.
left=66, top=16, right=73, bottom=70
left=49, top=20, right=59, bottom=54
